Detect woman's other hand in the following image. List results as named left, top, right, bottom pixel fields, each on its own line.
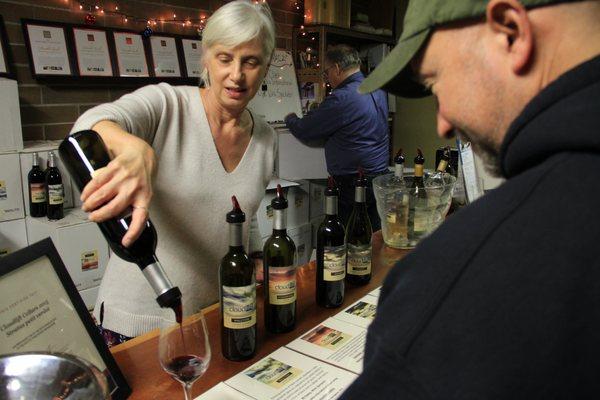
left=81, top=120, right=157, bottom=247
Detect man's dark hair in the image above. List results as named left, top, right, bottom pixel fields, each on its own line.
left=325, top=44, right=361, bottom=71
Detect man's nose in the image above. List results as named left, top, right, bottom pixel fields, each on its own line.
left=437, top=112, right=455, bottom=140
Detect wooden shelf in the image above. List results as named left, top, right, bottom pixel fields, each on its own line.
left=302, top=24, right=395, bottom=45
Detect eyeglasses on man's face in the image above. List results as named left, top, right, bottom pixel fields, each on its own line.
left=321, top=64, right=335, bottom=79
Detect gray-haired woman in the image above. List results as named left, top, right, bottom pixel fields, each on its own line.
left=70, top=0, right=276, bottom=344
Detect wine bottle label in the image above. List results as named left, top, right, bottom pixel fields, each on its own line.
left=268, top=265, right=296, bottom=305
left=81, top=250, right=99, bottom=271
left=48, top=184, right=64, bottom=205
left=0, top=180, right=6, bottom=200
left=30, top=183, right=46, bottom=203
left=413, top=204, right=428, bottom=232
left=438, top=159, right=448, bottom=172
left=347, top=243, right=372, bottom=276
left=222, top=283, right=257, bottom=329
left=414, top=164, right=424, bottom=177
left=324, top=245, right=346, bottom=281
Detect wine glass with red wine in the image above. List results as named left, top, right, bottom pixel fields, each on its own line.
left=158, top=313, right=211, bottom=400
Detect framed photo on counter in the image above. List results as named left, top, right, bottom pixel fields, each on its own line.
left=22, top=20, right=74, bottom=77
left=112, top=30, right=150, bottom=77
left=148, top=34, right=182, bottom=78
left=0, top=238, right=131, bottom=400
left=72, top=27, right=114, bottom=77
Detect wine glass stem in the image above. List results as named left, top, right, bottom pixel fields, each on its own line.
left=182, top=383, right=193, bottom=400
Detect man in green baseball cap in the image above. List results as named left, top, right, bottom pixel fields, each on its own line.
left=340, top=1, right=600, bottom=399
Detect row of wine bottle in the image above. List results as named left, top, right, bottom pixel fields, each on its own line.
left=220, top=171, right=374, bottom=361
left=27, top=151, right=65, bottom=220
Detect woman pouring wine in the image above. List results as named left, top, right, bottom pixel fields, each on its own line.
left=68, top=0, right=277, bottom=345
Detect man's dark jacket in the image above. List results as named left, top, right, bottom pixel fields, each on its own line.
left=342, top=55, right=600, bottom=399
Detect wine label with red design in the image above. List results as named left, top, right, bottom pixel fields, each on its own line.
left=30, top=182, right=46, bottom=203
left=81, top=250, right=99, bottom=271
left=347, top=243, right=372, bottom=276
left=268, top=265, right=296, bottom=305
left=222, top=283, right=257, bottom=329
left=48, top=184, right=64, bottom=205
left=324, top=244, right=346, bottom=281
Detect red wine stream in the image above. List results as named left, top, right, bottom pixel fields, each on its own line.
left=172, top=302, right=188, bottom=353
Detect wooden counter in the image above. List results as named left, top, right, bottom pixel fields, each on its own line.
left=111, top=231, right=409, bottom=399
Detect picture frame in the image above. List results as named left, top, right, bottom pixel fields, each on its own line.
left=110, top=29, right=150, bottom=78
left=21, top=19, right=75, bottom=78
left=178, top=36, right=203, bottom=79
left=72, top=26, right=114, bottom=77
left=0, top=15, right=13, bottom=78
left=0, top=238, right=131, bottom=400
left=147, top=34, right=182, bottom=78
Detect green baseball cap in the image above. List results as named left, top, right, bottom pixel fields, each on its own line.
left=360, top=0, right=573, bottom=97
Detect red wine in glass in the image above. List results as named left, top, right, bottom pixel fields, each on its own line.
left=165, top=355, right=206, bottom=384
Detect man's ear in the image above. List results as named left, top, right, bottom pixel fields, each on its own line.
left=486, top=0, right=533, bottom=74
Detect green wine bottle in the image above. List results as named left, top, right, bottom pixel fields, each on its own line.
left=220, top=196, right=256, bottom=361
left=263, top=184, right=297, bottom=333
left=408, top=148, right=428, bottom=242
left=345, top=168, right=373, bottom=285
left=316, top=176, right=346, bottom=308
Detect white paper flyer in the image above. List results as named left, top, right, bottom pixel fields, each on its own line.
left=285, top=317, right=367, bottom=374
left=332, top=293, right=378, bottom=329
left=195, top=382, right=255, bottom=400
left=226, top=347, right=357, bottom=400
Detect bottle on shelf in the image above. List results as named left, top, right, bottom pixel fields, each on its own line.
left=58, top=130, right=182, bottom=314
left=345, top=168, right=373, bottom=285
left=220, top=196, right=257, bottom=361
left=385, top=149, right=409, bottom=247
left=408, top=148, right=428, bottom=243
left=263, top=184, right=297, bottom=333
left=45, top=151, right=64, bottom=220
left=28, top=152, right=47, bottom=217
left=316, top=176, right=346, bottom=308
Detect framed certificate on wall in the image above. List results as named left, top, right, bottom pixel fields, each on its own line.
left=112, top=30, right=149, bottom=77
left=72, top=27, right=113, bottom=77
left=22, top=20, right=74, bottom=77
left=149, top=35, right=182, bottom=78
left=0, top=238, right=131, bottom=400
left=180, top=37, right=202, bottom=79
left=0, top=16, right=12, bottom=78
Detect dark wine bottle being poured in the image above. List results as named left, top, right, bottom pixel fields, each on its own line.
left=58, top=130, right=182, bottom=317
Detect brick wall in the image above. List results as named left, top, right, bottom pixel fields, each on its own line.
left=0, top=0, right=303, bottom=141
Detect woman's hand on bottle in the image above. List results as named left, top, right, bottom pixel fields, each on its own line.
left=81, top=121, right=156, bottom=247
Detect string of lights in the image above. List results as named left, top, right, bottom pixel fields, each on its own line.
left=75, top=1, right=304, bottom=33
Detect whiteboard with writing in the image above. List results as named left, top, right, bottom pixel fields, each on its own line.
left=248, top=49, right=302, bottom=123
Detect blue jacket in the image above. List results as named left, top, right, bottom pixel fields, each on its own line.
left=285, top=72, right=389, bottom=176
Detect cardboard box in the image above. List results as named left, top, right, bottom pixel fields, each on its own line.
left=275, top=128, right=328, bottom=180
left=20, top=141, right=75, bottom=214
left=290, top=223, right=312, bottom=266
left=0, top=79, right=24, bottom=152
left=310, top=215, right=324, bottom=249
left=25, top=210, right=109, bottom=291
left=0, top=152, right=25, bottom=222
left=79, top=285, right=100, bottom=311
left=256, top=179, right=309, bottom=237
left=0, top=218, right=28, bottom=256
left=309, top=179, right=327, bottom=219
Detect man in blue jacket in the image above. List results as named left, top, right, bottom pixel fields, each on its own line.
left=285, top=45, right=389, bottom=230
left=341, top=0, right=600, bottom=398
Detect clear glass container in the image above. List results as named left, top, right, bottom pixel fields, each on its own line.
left=373, top=172, right=457, bottom=249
